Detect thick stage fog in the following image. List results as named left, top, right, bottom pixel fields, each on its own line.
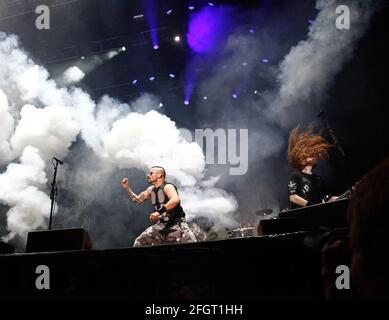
left=0, top=0, right=388, bottom=253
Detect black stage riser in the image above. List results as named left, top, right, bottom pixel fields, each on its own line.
left=0, top=233, right=327, bottom=300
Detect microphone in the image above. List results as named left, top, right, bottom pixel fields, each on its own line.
left=53, top=157, right=64, bottom=165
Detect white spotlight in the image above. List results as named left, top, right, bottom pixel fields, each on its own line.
left=203, top=96, right=208, bottom=100
left=174, top=35, right=181, bottom=42
left=121, top=46, right=126, bottom=52
left=81, top=56, right=85, bottom=60
left=159, top=103, right=164, bottom=107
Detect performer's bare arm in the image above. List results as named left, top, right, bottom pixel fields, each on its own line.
left=289, top=194, right=308, bottom=207
left=121, top=178, right=152, bottom=204
left=162, top=184, right=181, bottom=211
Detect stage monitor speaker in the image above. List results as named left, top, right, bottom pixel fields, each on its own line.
left=258, top=217, right=300, bottom=235
left=26, top=228, right=92, bottom=253
left=0, top=241, right=15, bottom=254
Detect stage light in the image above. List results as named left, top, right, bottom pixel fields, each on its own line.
left=241, top=62, right=248, bottom=66
left=132, top=80, right=138, bottom=85
left=184, top=100, right=190, bottom=105
left=174, top=35, right=181, bottom=42
left=121, top=46, right=126, bottom=52
left=254, top=90, right=259, bottom=94
left=203, top=96, right=208, bottom=100
left=208, top=2, right=215, bottom=6
left=159, top=102, right=164, bottom=107
left=149, top=76, right=155, bottom=81
left=169, top=73, right=175, bottom=78
left=81, top=56, right=85, bottom=60
left=232, top=93, right=238, bottom=99
left=188, top=6, right=195, bottom=11
left=262, top=58, right=269, bottom=63
left=166, top=9, right=172, bottom=15
left=133, top=14, right=144, bottom=20
left=249, top=28, right=255, bottom=34
left=153, top=45, right=159, bottom=50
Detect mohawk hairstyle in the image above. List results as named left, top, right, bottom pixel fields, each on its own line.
left=152, top=166, right=166, bottom=178
left=288, top=125, right=332, bottom=170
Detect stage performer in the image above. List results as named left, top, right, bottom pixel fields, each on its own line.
left=121, top=166, right=196, bottom=246
left=287, top=126, right=338, bottom=209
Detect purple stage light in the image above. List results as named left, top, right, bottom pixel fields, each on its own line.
left=149, top=76, right=155, bottom=81
left=262, top=58, right=269, bottom=63
left=208, top=2, right=215, bottom=6
left=184, top=100, right=190, bottom=105
left=143, top=0, right=159, bottom=52
left=187, top=6, right=233, bottom=53
left=241, top=62, right=248, bottom=66
left=249, top=28, right=255, bottom=33
left=166, top=9, right=172, bottom=15
left=232, top=93, right=238, bottom=99
left=132, top=80, right=138, bottom=85
left=153, top=44, right=159, bottom=50
left=169, top=73, right=175, bottom=78
left=188, top=6, right=195, bottom=11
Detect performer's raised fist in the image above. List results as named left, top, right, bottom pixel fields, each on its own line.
left=121, top=177, right=129, bottom=189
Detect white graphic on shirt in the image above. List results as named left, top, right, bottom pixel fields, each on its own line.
left=288, top=181, right=297, bottom=189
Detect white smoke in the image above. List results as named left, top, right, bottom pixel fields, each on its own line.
left=61, top=66, right=85, bottom=85
left=271, top=0, right=374, bottom=127
left=0, top=147, right=51, bottom=243
left=181, top=187, right=238, bottom=227
left=0, top=89, right=14, bottom=164
left=10, top=104, right=80, bottom=163
left=0, top=31, right=239, bottom=245
left=104, top=110, right=205, bottom=186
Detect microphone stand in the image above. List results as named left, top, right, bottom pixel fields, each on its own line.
left=318, top=108, right=346, bottom=160
left=48, top=158, right=62, bottom=230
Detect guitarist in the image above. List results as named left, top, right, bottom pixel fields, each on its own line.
left=287, top=126, right=339, bottom=209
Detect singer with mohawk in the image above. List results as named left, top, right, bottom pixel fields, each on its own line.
left=287, top=126, right=338, bottom=209
left=121, top=166, right=196, bottom=246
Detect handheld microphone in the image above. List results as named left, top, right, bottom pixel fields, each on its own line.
left=53, top=157, right=64, bottom=165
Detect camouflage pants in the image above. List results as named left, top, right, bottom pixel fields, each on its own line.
left=133, top=219, right=197, bottom=247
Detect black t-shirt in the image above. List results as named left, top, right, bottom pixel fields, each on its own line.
left=288, top=171, right=328, bottom=209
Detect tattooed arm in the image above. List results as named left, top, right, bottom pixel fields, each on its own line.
left=121, top=178, right=152, bottom=204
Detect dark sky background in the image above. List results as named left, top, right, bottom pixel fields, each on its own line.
left=0, top=0, right=388, bottom=249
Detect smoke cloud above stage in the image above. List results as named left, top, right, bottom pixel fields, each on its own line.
left=0, top=32, right=238, bottom=248
left=0, top=0, right=380, bottom=250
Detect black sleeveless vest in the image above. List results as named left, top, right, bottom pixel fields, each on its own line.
left=150, top=182, right=185, bottom=222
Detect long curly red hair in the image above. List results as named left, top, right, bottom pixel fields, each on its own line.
left=288, top=125, right=332, bottom=170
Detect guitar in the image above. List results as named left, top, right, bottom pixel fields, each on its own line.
left=322, top=181, right=358, bottom=203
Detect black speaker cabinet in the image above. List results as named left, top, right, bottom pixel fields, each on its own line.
left=0, top=241, right=15, bottom=254
left=26, top=228, right=92, bottom=253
